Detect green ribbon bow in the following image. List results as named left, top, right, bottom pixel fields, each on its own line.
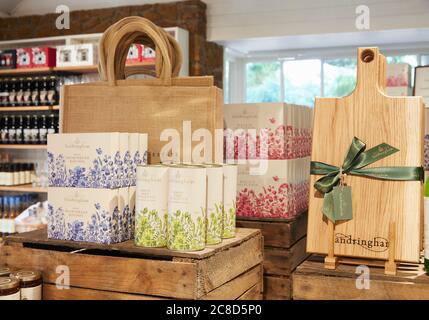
left=310, top=137, right=424, bottom=222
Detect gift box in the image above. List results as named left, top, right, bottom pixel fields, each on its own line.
left=236, top=158, right=310, bottom=219
left=386, top=63, right=411, bottom=87
left=127, top=44, right=144, bottom=64
left=16, top=48, right=32, bottom=69
left=32, top=47, right=56, bottom=68
left=56, top=45, right=74, bottom=67
left=47, top=187, right=126, bottom=244
left=224, top=103, right=312, bottom=160
left=0, top=50, right=16, bottom=69
left=143, top=47, right=156, bottom=62
left=74, top=44, right=97, bottom=66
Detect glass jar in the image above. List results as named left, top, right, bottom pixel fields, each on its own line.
left=11, top=270, right=42, bottom=300
left=0, top=266, right=11, bottom=277
left=0, top=277, right=20, bottom=300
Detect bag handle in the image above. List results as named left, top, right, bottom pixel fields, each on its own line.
left=99, top=17, right=178, bottom=85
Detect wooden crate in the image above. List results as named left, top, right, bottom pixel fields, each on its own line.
left=0, top=228, right=263, bottom=300
left=237, top=212, right=309, bottom=300
left=293, top=255, right=429, bottom=300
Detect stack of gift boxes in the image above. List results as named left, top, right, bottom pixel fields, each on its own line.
left=47, top=132, right=147, bottom=244
left=224, top=103, right=312, bottom=219
left=386, top=63, right=412, bottom=97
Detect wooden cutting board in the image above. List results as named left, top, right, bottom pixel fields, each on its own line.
left=307, top=47, right=424, bottom=263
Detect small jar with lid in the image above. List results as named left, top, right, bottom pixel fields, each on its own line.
left=0, top=266, right=11, bottom=277
left=0, top=276, right=20, bottom=300
left=11, top=270, right=42, bottom=300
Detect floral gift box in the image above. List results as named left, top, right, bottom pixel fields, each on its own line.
left=224, top=103, right=312, bottom=160
left=47, top=187, right=128, bottom=244
left=48, top=132, right=147, bottom=188
left=236, top=158, right=310, bottom=219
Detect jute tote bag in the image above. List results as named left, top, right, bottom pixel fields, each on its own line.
left=60, top=17, right=223, bottom=164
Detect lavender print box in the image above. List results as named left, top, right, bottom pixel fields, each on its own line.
left=48, top=187, right=127, bottom=244
left=48, top=133, right=147, bottom=188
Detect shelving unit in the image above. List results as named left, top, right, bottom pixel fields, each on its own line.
left=0, top=145, right=47, bottom=150
left=0, top=106, right=59, bottom=112
left=0, top=184, right=47, bottom=193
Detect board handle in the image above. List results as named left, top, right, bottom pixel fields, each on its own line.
left=355, top=47, right=385, bottom=95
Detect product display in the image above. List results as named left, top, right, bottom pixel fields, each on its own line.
left=10, top=270, right=42, bottom=300
left=0, top=50, right=16, bottom=70
left=47, top=132, right=148, bottom=188
left=386, top=63, right=411, bottom=87
left=0, top=277, right=20, bottom=300
left=307, top=48, right=424, bottom=266
left=0, top=193, right=38, bottom=238
left=0, top=162, right=35, bottom=185
left=31, top=47, right=56, bottom=68
left=47, top=187, right=133, bottom=244
left=224, top=103, right=312, bottom=219
left=56, top=44, right=98, bottom=67
left=135, top=165, right=168, bottom=247
left=167, top=165, right=207, bottom=251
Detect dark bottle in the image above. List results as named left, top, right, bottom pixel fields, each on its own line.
left=39, top=77, right=48, bottom=106
left=15, top=78, right=24, bottom=106
left=47, top=76, right=58, bottom=106
left=16, top=115, right=23, bottom=144
left=38, top=115, right=48, bottom=145
left=1, top=115, right=9, bottom=144
left=55, top=114, right=59, bottom=133
left=23, top=115, right=32, bottom=144
left=7, top=115, right=16, bottom=144
left=31, top=77, right=40, bottom=106
left=1, top=79, right=9, bottom=107
left=47, top=113, right=56, bottom=136
left=23, top=77, right=32, bottom=106
left=30, top=115, right=39, bottom=144
left=8, top=78, right=16, bottom=107
left=0, top=116, right=5, bottom=144
left=0, top=79, right=4, bottom=107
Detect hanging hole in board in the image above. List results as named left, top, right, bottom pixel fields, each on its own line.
left=361, top=49, right=374, bottom=63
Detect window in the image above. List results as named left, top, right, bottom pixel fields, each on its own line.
left=246, top=62, right=281, bottom=103
left=284, top=59, right=321, bottom=106
left=225, top=51, right=429, bottom=105
left=323, top=58, right=357, bottom=97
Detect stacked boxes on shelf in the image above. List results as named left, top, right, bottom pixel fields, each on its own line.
left=224, top=103, right=312, bottom=219
left=47, top=132, right=147, bottom=244
left=385, top=63, right=412, bottom=97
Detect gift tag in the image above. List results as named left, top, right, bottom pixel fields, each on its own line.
left=332, top=185, right=353, bottom=221
left=322, top=192, right=335, bottom=222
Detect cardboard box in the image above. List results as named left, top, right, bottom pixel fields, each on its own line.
left=47, top=187, right=125, bottom=244
left=16, top=48, right=32, bottom=69
left=32, top=47, right=56, bottom=68
left=236, top=158, right=310, bottom=219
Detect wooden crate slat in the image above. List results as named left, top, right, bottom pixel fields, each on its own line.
left=237, top=283, right=262, bottom=300
left=237, top=212, right=307, bottom=248
left=196, top=232, right=263, bottom=295
left=201, top=265, right=262, bottom=300
left=1, top=245, right=198, bottom=299
left=293, top=257, right=429, bottom=300
left=264, top=236, right=309, bottom=276
left=5, top=228, right=259, bottom=260
left=43, top=284, right=165, bottom=300
left=264, top=276, right=291, bottom=300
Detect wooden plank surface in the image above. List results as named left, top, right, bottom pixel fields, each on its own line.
left=264, top=237, right=309, bottom=276
left=43, top=284, right=164, bottom=300
left=264, top=276, right=291, bottom=300
left=1, top=245, right=198, bottom=299
left=308, top=48, right=423, bottom=262
left=237, top=212, right=307, bottom=248
left=202, top=265, right=262, bottom=300
left=5, top=227, right=260, bottom=260
left=195, top=232, right=263, bottom=296
left=293, top=257, right=428, bottom=300
left=237, top=283, right=262, bottom=300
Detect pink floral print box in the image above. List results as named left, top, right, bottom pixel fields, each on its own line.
left=224, top=103, right=312, bottom=160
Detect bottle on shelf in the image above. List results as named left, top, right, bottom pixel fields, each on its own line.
left=47, top=113, right=56, bottom=136
left=47, top=76, right=58, bottom=106
left=16, top=115, right=23, bottom=144
left=7, top=115, right=16, bottom=144
left=1, top=115, right=9, bottom=144
left=16, top=78, right=24, bottom=106
left=8, top=78, right=16, bottom=107
left=31, top=77, right=40, bottom=106
left=23, top=77, right=32, bottom=106
left=39, top=77, right=48, bottom=106
left=0, top=79, right=6, bottom=107
left=23, top=114, right=31, bottom=144
left=38, top=115, right=48, bottom=145
left=31, top=114, right=39, bottom=144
